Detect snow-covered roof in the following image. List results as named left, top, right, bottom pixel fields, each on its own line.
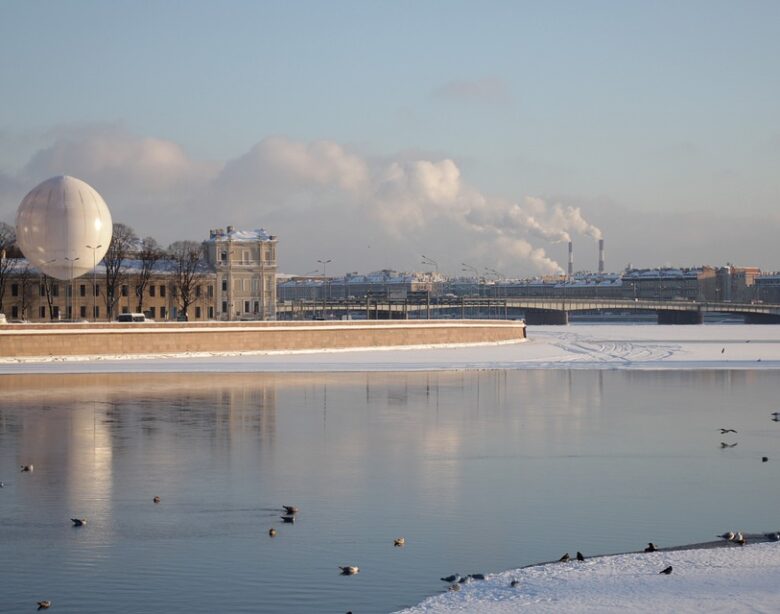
left=206, top=227, right=274, bottom=242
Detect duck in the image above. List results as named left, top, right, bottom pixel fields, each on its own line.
left=70, top=518, right=87, bottom=527
left=718, top=532, right=735, bottom=541
left=732, top=531, right=744, bottom=543
left=644, top=543, right=658, bottom=552
left=469, top=573, right=486, bottom=581
left=153, top=496, right=161, bottom=504
left=339, top=566, right=359, bottom=575
left=21, top=464, right=34, bottom=472
left=268, top=528, right=277, bottom=537
left=440, top=574, right=460, bottom=583
left=282, top=505, right=299, bottom=514
left=37, top=601, right=51, bottom=610
left=764, top=532, right=780, bottom=542
left=576, top=551, right=585, bottom=561
left=281, top=515, right=295, bottom=524
left=394, top=537, right=405, bottom=547
left=510, top=579, right=520, bottom=588
left=558, top=553, right=570, bottom=562
left=659, top=566, right=673, bottom=575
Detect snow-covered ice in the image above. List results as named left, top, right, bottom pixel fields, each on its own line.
left=1, top=324, right=779, bottom=373
left=398, top=542, right=780, bottom=614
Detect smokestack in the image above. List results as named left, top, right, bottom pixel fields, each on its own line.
left=598, top=239, right=605, bottom=274
left=568, top=241, right=573, bottom=278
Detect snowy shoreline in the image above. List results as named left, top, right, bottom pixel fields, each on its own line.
left=1, top=323, right=779, bottom=374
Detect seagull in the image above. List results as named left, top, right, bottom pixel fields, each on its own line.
left=282, top=505, right=299, bottom=514
left=718, top=532, right=735, bottom=541
left=441, top=574, right=460, bottom=583
left=268, top=528, right=277, bottom=537
left=719, top=428, right=737, bottom=434
left=448, top=583, right=460, bottom=592
left=558, top=553, right=570, bottom=562
left=720, top=442, right=738, bottom=448
left=281, top=515, right=295, bottom=524
left=70, top=518, right=86, bottom=527
left=394, top=537, right=405, bottom=547
left=21, top=464, right=33, bottom=472
left=153, top=496, right=161, bottom=504
left=659, top=566, right=673, bottom=575
left=510, top=579, right=520, bottom=588
left=339, top=566, right=359, bottom=575
left=37, top=601, right=51, bottom=610
left=576, top=551, right=585, bottom=561
left=644, top=543, right=658, bottom=552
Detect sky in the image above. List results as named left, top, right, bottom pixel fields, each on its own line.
left=1, top=0, right=779, bottom=276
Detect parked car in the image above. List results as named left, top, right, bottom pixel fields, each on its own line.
left=116, top=313, right=148, bottom=323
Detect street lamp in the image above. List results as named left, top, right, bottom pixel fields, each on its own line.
left=317, top=259, right=332, bottom=301
left=86, top=244, right=102, bottom=321
left=421, top=255, right=438, bottom=273
left=64, top=256, right=80, bottom=320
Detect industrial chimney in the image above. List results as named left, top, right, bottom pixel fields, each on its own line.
left=598, top=239, right=605, bottom=274
left=568, top=241, right=574, bottom=278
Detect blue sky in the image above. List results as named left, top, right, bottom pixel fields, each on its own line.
left=1, top=1, right=779, bottom=274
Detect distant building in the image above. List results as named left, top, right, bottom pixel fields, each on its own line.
left=755, top=273, right=780, bottom=303
left=277, top=270, right=446, bottom=302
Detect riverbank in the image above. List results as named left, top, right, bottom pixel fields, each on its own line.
left=399, top=540, right=780, bottom=613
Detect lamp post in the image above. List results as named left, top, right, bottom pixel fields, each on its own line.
left=64, top=256, right=80, bottom=320
left=86, top=244, right=102, bottom=321
left=421, top=254, right=438, bottom=273
left=317, top=259, right=332, bottom=302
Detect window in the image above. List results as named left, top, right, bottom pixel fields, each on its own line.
left=80, top=306, right=86, bottom=318
left=160, top=285, right=166, bottom=298
left=94, top=284, right=100, bottom=297
left=150, top=285, right=155, bottom=297
left=52, top=284, right=59, bottom=297
left=52, top=306, right=59, bottom=318
left=80, top=284, right=86, bottom=297
left=221, top=251, right=227, bottom=262
left=208, top=306, right=214, bottom=319
left=243, top=250, right=249, bottom=263
left=39, top=306, right=46, bottom=318
left=222, top=280, right=227, bottom=292
left=94, top=306, right=100, bottom=318
left=121, top=285, right=128, bottom=297
left=222, top=301, right=227, bottom=313
left=40, top=284, right=45, bottom=297
left=160, top=306, right=167, bottom=319
left=195, top=285, right=201, bottom=298
left=12, top=283, right=18, bottom=297
left=12, top=306, right=18, bottom=318
left=254, top=301, right=259, bottom=313
left=122, top=307, right=128, bottom=314
left=195, top=306, right=202, bottom=319
left=208, top=285, right=214, bottom=298
left=148, top=307, right=156, bottom=318
left=244, top=301, right=249, bottom=313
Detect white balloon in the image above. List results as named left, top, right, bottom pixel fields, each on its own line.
left=16, top=175, right=113, bottom=280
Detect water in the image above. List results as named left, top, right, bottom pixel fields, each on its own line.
left=1, top=370, right=778, bottom=613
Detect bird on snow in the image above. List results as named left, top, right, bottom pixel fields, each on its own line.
left=441, top=574, right=460, bottom=583
left=718, top=532, right=735, bottom=541
left=394, top=537, right=405, bottom=547
left=645, top=543, right=658, bottom=552
left=469, top=574, right=486, bottom=581
left=448, top=583, right=460, bottom=592
left=719, top=428, right=737, bottom=434
left=764, top=533, right=780, bottom=542
left=720, top=442, right=738, bottom=448
left=510, top=579, right=520, bottom=588
left=659, top=566, right=673, bottom=575
left=70, top=518, right=86, bottom=527
left=733, top=533, right=745, bottom=546
left=339, top=566, right=359, bottom=575
left=37, top=601, right=51, bottom=610
left=281, top=515, right=295, bottom=524
left=21, top=464, right=33, bottom=472
left=282, top=505, right=299, bottom=514
left=576, top=551, right=585, bottom=561
left=558, top=553, right=570, bottom=562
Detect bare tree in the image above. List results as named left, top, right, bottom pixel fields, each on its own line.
left=103, top=223, right=137, bottom=320
left=0, top=222, right=16, bottom=313
left=135, top=236, right=162, bottom=313
left=40, top=274, right=57, bottom=320
left=168, top=241, right=206, bottom=320
left=17, top=261, right=35, bottom=320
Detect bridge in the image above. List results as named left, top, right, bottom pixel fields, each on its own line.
left=276, top=297, right=780, bottom=324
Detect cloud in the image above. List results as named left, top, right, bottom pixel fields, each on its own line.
left=0, top=127, right=609, bottom=275
left=432, top=77, right=514, bottom=105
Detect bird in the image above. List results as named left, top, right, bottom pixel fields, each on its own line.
left=394, top=537, right=405, bottom=547
left=764, top=532, right=780, bottom=542
left=448, top=583, right=460, bottom=592
left=558, top=553, right=570, bottom=562
left=37, top=601, right=51, bottom=610
left=718, top=532, right=735, bottom=541
left=721, top=348, right=725, bottom=354
left=576, top=551, right=585, bottom=561
left=659, top=566, right=673, bottom=575
left=772, top=412, right=780, bottom=417
left=70, top=518, right=86, bottom=527
left=268, top=528, right=277, bottom=537
left=510, top=579, right=520, bottom=588
left=153, top=496, right=161, bottom=504
left=763, top=457, right=769, bottom=462
left=281, top=515, right=295, bottom=524
left=720, top=428, right=737, bottom=434
left=720, top=442, right=738, bottom=448
left=735, top=536, right=746, bottom=546
left=644, top=543, right=658, bottom=552
left=733, top=532, right=744, bottom=542
left=0, top=481, right=4, bottom=488
left=339, top=566, right=359, bottom=575
left=282, top=505, right=299, bottom=514
left=469, top=573, right=486, bottom=581
left=21, top=464, right=33, bottom=472
left=441, top=574, right=460, bottom=583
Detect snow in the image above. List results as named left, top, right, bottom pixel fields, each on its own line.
left=1, top=324, right=780, bottom=373
left=397, top=542, right=780, bottom=614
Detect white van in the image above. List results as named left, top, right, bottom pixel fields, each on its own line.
left=116, top=313, right=147, bottom=323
